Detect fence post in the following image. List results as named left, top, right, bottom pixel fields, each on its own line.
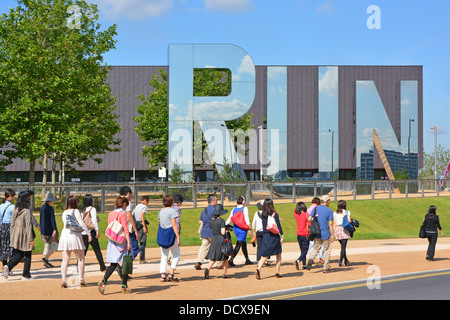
left=101, top=187, right=105, bottom=213
left=421, top=180, right=424, bottom=197
left=371, top=181, right=375, bottom=200
left=292, top=182, right=296, bottom=203
left=270, top=183, right=273, bottom=200
left=334, top=181, right=337, bottom=202
left=313, top=182, right=317, bottom=198
left=389, top=182, right=392, bottom=199
left=353, top=182, right=356, bottom=200
left=405, top=182, right=408, bottom=198
left=220, top=184, right=224, bottom=205
left=193, top=184, right=197, bottom=208
left=134, top=186, right=139, bottom=208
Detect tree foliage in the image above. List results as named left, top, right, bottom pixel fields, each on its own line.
left=0, top=0, right=121, bottom=182
left=419, top=145, right=450, bottom=180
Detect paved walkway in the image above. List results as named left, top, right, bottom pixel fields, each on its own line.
left=1, top=237, right=449, bottom=300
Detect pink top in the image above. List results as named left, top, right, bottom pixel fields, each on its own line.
left=307, top=204, right=318, bottom=215
left=108, top=209, right=130, bottom=235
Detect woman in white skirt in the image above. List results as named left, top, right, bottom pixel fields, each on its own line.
left=98, top=197, right=132, bottom=294
left=58, top=195, right=91, bottom=288
left=333, top=200, right=351, bottom=267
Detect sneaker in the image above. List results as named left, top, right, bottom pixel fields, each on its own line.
left=323, top=269, right=331, bottom=274
left=21, top=276, right=34, bottom=280
left=139, top=260, right=148, bottom=264
left=295, top=260, right=299, bottom=270
left=3, top=265, right=9, bottom=279
left=42, top=258, right=55, bottom=268
left=306, top=259, right=313, bottom=271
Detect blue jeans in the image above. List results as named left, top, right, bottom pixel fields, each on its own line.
left=129, top=232, right=139, bottom=260
left=297, top=235, right=309, bottom=265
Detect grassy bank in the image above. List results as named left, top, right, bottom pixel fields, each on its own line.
left=32, top=197, right=450, bottom=253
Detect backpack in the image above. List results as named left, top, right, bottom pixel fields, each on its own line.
left=307, top=207, right=321, bottom=241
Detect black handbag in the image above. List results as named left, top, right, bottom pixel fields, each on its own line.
left=221, top=231, right=234, bottom=256
left=308, top=207, right=321, bottom=241
left=419, top=225, right=427, bottom=239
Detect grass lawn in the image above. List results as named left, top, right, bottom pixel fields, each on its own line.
left=32, top=197, right=450, bottom=253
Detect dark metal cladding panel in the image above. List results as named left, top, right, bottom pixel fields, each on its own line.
left=287, top=66, right=318, bottom=170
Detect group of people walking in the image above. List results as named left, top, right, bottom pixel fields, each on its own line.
left=0, top=186, right=445, bottom=294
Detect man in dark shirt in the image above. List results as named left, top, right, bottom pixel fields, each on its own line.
left=194, top=194, right=217, bottom=270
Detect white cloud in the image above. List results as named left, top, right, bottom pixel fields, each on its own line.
left=319, top=67, right=338, bottom=98
left=237, top=54, right=255, bottom=76
left=203, top=0, right=252, bottom=12
left=317, top=2, right=334, bottom=14
left=89, top=0, right=174, bottom=19
left=194, top=99, right=249, bottom=120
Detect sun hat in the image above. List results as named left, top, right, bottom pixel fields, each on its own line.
left=321, top=195, right=331, bottom=202
left=257, top=199, right=265, bottom=210
left=42, top=192, right=58, bottom=202
left=212, top=204, right=228, bottom=216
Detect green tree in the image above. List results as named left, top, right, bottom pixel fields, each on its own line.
left=0, top=0, right=120, bottom=184
left=419, top=145, right=450, bottom=180
left=134, top=68, right=254, bottom=177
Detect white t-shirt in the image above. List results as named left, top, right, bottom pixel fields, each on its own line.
left=81, top=206, right=99, bottom=235
left=133, top=203, right=148, bottom=223
left=333, top=210, right=351, bottom=226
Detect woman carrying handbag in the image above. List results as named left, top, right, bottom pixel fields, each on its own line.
left=422, top=205, right=445, bottom=261
left=58, top=195, right=91, bottom=288
left=157, top=195, right=181, bottom=282
left=98, top=196, right=132, bottom=294
left=204, top=204, right=230, bottom=279
left=256, top=199, right=284, bottom=280
left=225, top=196, right=252, bottom=266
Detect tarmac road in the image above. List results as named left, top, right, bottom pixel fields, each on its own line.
left=236, top=269, right=450, bottom=300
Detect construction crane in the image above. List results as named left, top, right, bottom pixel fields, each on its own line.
left=373, top=129, right=401, bottom=194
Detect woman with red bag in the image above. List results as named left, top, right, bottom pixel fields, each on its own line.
left=225, top=196, right=252, bottom=266
left=294, top=202, right=310, bottom=270
left=255, top=199, right=284, bottom=279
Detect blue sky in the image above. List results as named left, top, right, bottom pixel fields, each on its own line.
left=1, top=0, right=449, bottom=155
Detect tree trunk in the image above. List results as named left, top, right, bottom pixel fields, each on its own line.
left=42, top=153, right=48, bottom=197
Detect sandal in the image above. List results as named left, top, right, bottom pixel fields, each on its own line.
left=160, top=274, right=167, bottom=282
left=121, top=285, right=132, bottom=294
left=167, top=273, right=179, bottom=282
left=255, top=269, right=261, bottom=280
left=98, top=281, right=106, bottom=294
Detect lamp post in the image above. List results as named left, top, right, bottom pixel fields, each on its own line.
left=408, top=118, right=414, bottom=179
left=431, top=126, right=438, bottom=191
left=329, top=129, right=334, bottom=181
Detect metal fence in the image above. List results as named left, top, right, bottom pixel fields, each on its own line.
left=2, top=179, right=449, bottom=213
